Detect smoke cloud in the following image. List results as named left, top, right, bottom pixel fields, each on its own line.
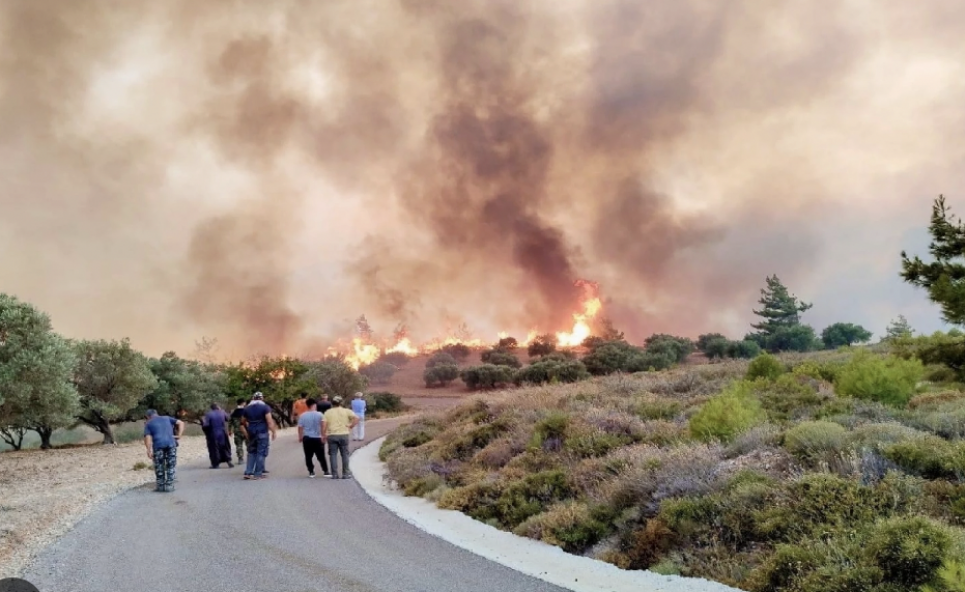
left=2, top=0, right=964, bottom=358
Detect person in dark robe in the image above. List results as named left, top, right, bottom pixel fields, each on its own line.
left=202, top=403, right=233, bottom=469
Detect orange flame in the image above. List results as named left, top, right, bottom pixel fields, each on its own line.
left=556, top=280, right=602, bottom=347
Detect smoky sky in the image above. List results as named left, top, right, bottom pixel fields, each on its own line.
left=2, top=0, right=965, bottom=358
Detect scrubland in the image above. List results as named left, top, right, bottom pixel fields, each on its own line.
left=380, top=349, right=965, bottom=592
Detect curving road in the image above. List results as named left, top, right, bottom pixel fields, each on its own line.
left=24, top=419, right=565, bottom=592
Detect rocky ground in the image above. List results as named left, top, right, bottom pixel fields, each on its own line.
left=0, top=435, right=209, bottom=577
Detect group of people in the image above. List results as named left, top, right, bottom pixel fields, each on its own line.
left=142, top=391, right=368, bottom=492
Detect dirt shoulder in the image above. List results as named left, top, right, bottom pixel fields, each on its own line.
left=0, top=435, right=209, bottom=578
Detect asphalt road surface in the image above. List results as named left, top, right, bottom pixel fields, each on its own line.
left=24, top=418, right=565, bottom=592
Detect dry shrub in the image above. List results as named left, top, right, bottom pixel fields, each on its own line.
left=583, top=408, right=647, bottom=439
left=608, top=443, right=725, bottom=512
left=385, top=446, right=434, bottom=487
left=634, top=395, right=685, bottom=421
left=848, top=422, right=924, bottom=452
left=636, top=420, right=688, bottom=446
left=473, top=436, right=524, bottom=469
left=623, top=518, right=677, bottom=569
left=725, top=423, right=783, bottom=458
left=909, top=391, right=965, bottom=411
left=513, top=501, right=608, bottom=552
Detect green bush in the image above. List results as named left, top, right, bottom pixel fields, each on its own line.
left=460, top=364, right=515, bottom=390
left=564, top=432, right=632, bottom=458
left=782, top=421, right=849, bottom=462
left=754, top=374, right=831, bottom=422
left=366, top=391, right=407, bottom=414
left=866, top=516, right=954, bottom=589
left=489, top=470, right=574, bottom=528
left=746, top=353, right=785, bottom=381
left=689, top=381, right=766, bottom=442
left=514, top=359, right=590, bottom=385
left=727, top=339, right=762, bottom=359
left=514, top=501, right=608, bottom=553
left=527, top=334, right=557, bottom=357
left=581, top=341, right=674, bottom=375
left=643, top=334, right=695, bottom=364
left=439, top=343, right=471, bottom=361
left=883, top=436, right=965, bottom=480
left=480, top=348, right=522, bottom=368
left=426, top=351, right=458, bottom=368
left=358, top=361, right=397, bottom=385
left=424, top=363, right=459, bottom=387
left=835, top=351, right=923, bottom=408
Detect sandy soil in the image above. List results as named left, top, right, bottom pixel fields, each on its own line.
left=0, top=435, right=209, bottom=578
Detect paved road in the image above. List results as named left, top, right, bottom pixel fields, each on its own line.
left=24, top=418, right=565, bottom=592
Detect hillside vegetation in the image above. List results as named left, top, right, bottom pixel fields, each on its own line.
left=380, top=349, right=965, bottom=592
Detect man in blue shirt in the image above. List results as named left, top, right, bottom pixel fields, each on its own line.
left=143, top=409, right=185, bottom=492
left=240, top=392, right=277, bottom=480
left=350, top=392, right=367, bottom=441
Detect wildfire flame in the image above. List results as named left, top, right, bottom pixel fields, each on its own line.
left=556, top=280, right=602, bottom=347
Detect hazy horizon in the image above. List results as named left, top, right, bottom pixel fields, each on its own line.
left=1, top=0, right=962, bottom=359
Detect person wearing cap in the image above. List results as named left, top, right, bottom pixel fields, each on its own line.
left=143, top=409, right=184, bottom=492
left=322, top=395, right=359, bottom=479
left=240, top=392, right=277, bottom=480
left=350, top=392, right=367, bottom=441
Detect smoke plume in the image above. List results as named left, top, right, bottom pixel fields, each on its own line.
left=2, top=0, right=964, bottom=357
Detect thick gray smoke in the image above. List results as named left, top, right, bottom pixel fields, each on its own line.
left=1, top=0, right=964, bottom=357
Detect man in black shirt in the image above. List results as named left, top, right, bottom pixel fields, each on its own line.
left=317, top=394, right=332, bottom=414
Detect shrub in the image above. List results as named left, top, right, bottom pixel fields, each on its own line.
left=689, top=381, right=766, bottom=442
left=424, top=363, right=459, bottom=387
left=746, top=353, right=784, bottom=381
left=848, top=422, right=923, bottom=453
left=378, top=351, right=411, bottom=367
left=697, top=333, right=727, bottom=354
left=866, top=516, right=954, bottom=589
left=497, top=336, right=519, bottom=350
left=835, top=351, right=924, bottom=408
left=565, top=432, right=632, bottom=458
left=439, top=343, right=471, bottom=361
left=635, top=397, right=683, bottom=421
left=305, top=358, right=368, bottom=399
left=527, top=334, right=557, bottom=357
left=514, top=359, right=590, bottom=385
left=460, top=364, right=515, bottom=390
left=358, top=361, right=397, bottom=385
left=514, top=501, right=608, bottom=552
left=782, top=421, right=849, bottom=462
left=366, top=391, right=407, bottom=414
left=883, top=436, right=965, bottom=480
left=727, top=339, right=762, bottom=359
left=493, top=469, right=575, bottom=528
left=480, top=348, right=522, bottom=368
left=643, top=334, right=695, bottom=364
left=582, top=341, right=674, bottom=375
left=530, top=411, right=570, bottom=450
left=426, top=351, right=458, bottom=368
left=703, top=337, right=730, bottom=360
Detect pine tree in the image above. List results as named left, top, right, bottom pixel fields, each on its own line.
left=901, top=195, right=965, bottom=325
left=750, top=275, right=812, bottom=334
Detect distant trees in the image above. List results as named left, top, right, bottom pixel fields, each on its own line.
left=527, top=334, right=557, bottom=357
left=885, top=315, right=915, bottom=341
left=821, top=323, right=873, bottom=349
left=424, top=351, right=460, bottom=387
left=143, top=352, right=223, bottom=421
left=359, top=361, right=398, bottom=385
left=480, top=348, right=522, bottom=368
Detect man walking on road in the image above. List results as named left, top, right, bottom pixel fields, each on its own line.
left=143, top=409, right=184, bottom=492
left=297, top=398, right=329, bottom=478
left=291, top=393, right=308, bottom=424
left=229, top=398, right=247, bottom=464
left=241, top=392, right=277, bottom=480
left=351, top=392, right=367, bottom=441
left=202, top=403, right=233, bottom=469
left=322, top=395, right=358, bottom=479
left=317, top=394, right=332, bottom=414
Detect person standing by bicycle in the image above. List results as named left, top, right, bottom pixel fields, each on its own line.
left=143, top=409, right=184, bottom=492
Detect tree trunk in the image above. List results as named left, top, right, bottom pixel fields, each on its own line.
left=36, top=426, right=54, bottom=450
left=100, top=421, right=116, bottom=445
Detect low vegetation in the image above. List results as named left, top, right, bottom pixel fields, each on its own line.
left=382, top=349, right=965, bottom=592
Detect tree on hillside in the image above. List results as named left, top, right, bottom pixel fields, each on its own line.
left=821, top=322, right=873, bottom=348
left=901, top=196, right=965, bottom=324
left=697, top=333, right=727, bottom=354
left=884, top=314, right=914, bottom=341
left=594, top=316, right=625, bottom=342
left=748, top=275, right=817, bottom=352
left=528, top=334, right=557, bottom=357
left=0, top=295, right=79, bottom=450
left=751, top=275, right=812, bottom=333
left=304, top=357, right=367, bottom=399
left=643, top=334, right=695, bottom=364
left=73, top=338, right=158, bottom=444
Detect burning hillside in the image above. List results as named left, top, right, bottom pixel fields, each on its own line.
left=331, top=279, right=606, bottom=370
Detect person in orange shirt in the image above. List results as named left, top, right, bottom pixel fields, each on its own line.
left=291, top=393, right=309, bottom=424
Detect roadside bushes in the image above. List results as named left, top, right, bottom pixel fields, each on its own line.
left=835, top=351, right=924, bottom=407
left=689, top=381, right=765, bottom=442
